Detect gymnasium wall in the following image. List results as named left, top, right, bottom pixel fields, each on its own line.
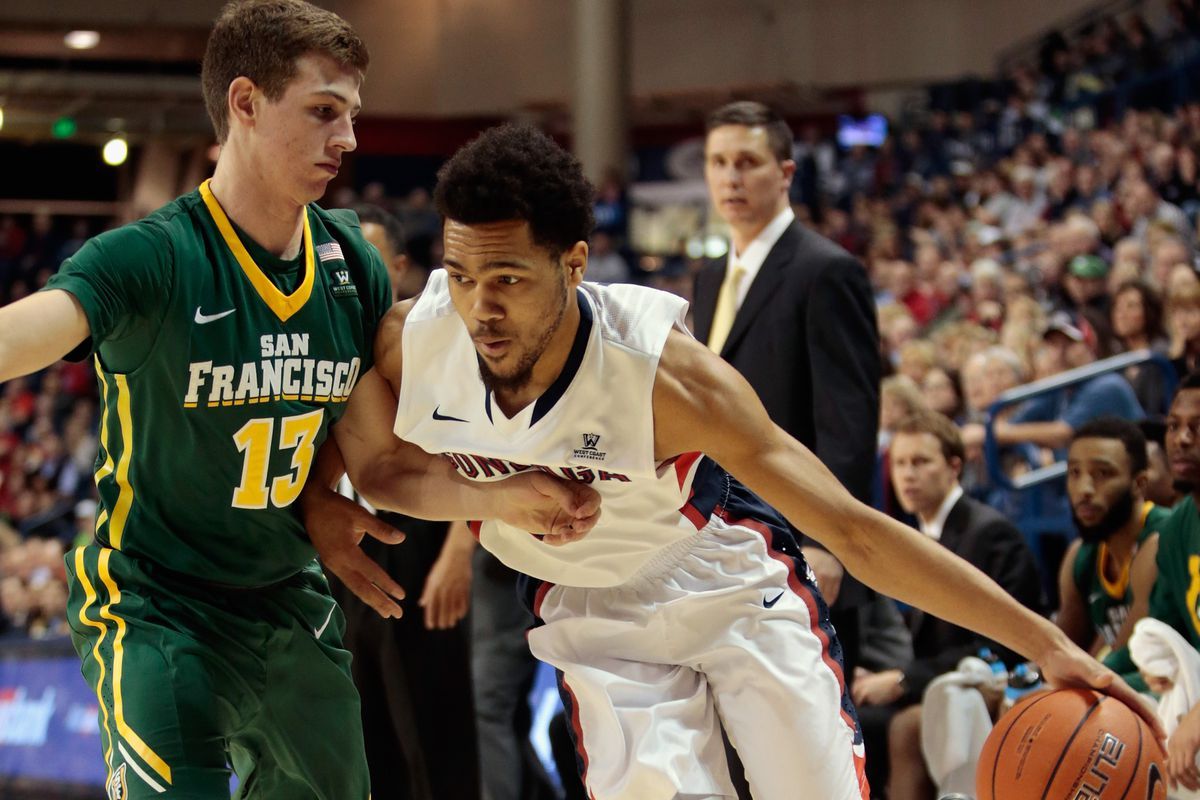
left=335, top=0, right=1107, bottom=116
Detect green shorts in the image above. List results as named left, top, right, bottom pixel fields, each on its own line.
left=65, top=543, right=369, bottom=799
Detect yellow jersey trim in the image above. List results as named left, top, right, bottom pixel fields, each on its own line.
left=73, top=546, right=116, bottom=776
left=96, top=549, right=173, bottom=786
left=109, top=374, right=136, bottom=550
left=1096, top=501, right=1156, bottom=599
left=93, top=361, right=115, bottom=485
left=198, top=179, right=314, bottom=323
left=1188, top=555, right=1200, bottom=638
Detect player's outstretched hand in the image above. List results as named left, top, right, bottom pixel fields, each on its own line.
left=497, top=472, right=602, bottom=546
left=301, top=485, right=407, bottom=619
left=1037, top=639, right=1167, bottom=749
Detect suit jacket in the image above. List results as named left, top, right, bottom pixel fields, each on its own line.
left=898, top=494, right=1044, bottom=705
left=693, top=220, right=880, bottom=607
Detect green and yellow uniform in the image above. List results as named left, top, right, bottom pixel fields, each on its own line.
left=47, top=180, right=390, bottom=799
left=1076, top=502, right=1171, bottom=646
left=1071, top=502, right=1171, bottom=687
left=1147, top=495, right=1200, bottom=652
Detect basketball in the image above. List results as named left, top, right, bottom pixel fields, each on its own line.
left=976, top=688, right=1166, bottom=800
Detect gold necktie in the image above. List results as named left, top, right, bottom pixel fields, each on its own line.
left=707, top=262, right=746, bottom=353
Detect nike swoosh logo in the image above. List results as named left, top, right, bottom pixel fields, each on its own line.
left=194, top=306, right=236, bottom=324
left=432, top=406, right=468, bottom=422
left=1146, top=762, right=1164, bottom=798
left=314, top=604, right=337, bottom=639
left=764, top=590, right=785, bottom=608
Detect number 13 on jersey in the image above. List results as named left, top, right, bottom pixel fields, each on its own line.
left=232, top=409, right=324, bottom=509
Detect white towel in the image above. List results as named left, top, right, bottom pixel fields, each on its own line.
left=1129, top=617, right=1200, bottom=800
left=920, top=657, right=1001, bottom=797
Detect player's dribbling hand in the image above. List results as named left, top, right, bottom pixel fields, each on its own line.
left=300, top=485, right=407, bottom=619
left=497, top=472, right=602, bottom=546
left=1037, top=638, right=1167, bottom=750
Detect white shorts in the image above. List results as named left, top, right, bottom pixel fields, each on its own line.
left=522, top=494, right=869, bottom=800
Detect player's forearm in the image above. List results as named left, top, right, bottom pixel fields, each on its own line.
left=353, top=447, right=505, bottom=522
left=0, top=291, right=91, bottom=383
left=847, top=509, right=1067, bottom=664
left=752, top=442, right=1068, bottom=665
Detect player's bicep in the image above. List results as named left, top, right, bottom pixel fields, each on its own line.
left=0, top=290, right=91, bottom=383
left=332, top=366, right=406, bottom=485
left=653, top=331, right=860, bottom=547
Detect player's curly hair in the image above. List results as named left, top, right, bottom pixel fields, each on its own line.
left=434, top=123, right=595, bottom=259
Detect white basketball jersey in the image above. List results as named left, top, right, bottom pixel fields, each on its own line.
left=394, top=270, right=713, bottom=588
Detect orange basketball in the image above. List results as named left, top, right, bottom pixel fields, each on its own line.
left=976, top=688, right=1166, bottom=800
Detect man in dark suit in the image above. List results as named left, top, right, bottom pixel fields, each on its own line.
left=694, top=101, right=881, bottom=681
left=856, top=411, right=1042, bottom=800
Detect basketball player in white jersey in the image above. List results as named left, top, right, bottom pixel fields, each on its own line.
left=302, top=124, right=1162, bottom=800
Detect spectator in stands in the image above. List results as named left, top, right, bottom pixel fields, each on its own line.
left=1167, top=280, right=1200, bottom=377
left=859, top=411, right=1042, bottom=800
left=1149, top=235, right=1193, bottom=292
left=1063, top=254, right=1112, bottom=316
left=1125, top=179, right=1193, bottom=249
left=1111, top=280, right=1169, bottom=413
left=896, top=339, right=937, bottom=385
left=921, top=367, right=965, bottom=424
left=965, top=311, right=1143, bottom=453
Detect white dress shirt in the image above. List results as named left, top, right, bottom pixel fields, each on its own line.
left=726, top=205, right=794, bottom=309
left=919, top=484, right=963, bottom=542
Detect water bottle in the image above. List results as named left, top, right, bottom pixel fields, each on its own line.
left=979, top=647, right=1008, bottom=692
left=1001, top=662, right=1043, bottom=712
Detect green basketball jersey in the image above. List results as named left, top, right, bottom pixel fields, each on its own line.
left=1072, top=501, right=1171, bottom=646
left=1148, top=495, right=1200, bottom=650
left=45, top=181, right=390, bottom=586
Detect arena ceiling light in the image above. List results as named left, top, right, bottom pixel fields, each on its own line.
left=64, top=30, right=101, bottom=50
left=102, top=137, right=128, bottom=166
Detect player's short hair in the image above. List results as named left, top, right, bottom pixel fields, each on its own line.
left=1138, top=417, right=1166, bottom=449
left=892, top=411, right=965, bottom=464
left=705, top=101, right=794, bottom=164
left=201, top=0, right=369, bottom=143
left=1176, top=370, right=1200, bottom=396
left=350, top=203, right=406, bottom=257
left=434, top=123, right=595, bottom=259
left=1071, top=416, right=1148, bottom=474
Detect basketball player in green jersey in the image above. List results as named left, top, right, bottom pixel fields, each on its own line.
left=1058, top=417, right=1170, bottom=690
left=1144, top=373, right=1200, bottom=791
left=0, top=2, right=597, bottom=797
